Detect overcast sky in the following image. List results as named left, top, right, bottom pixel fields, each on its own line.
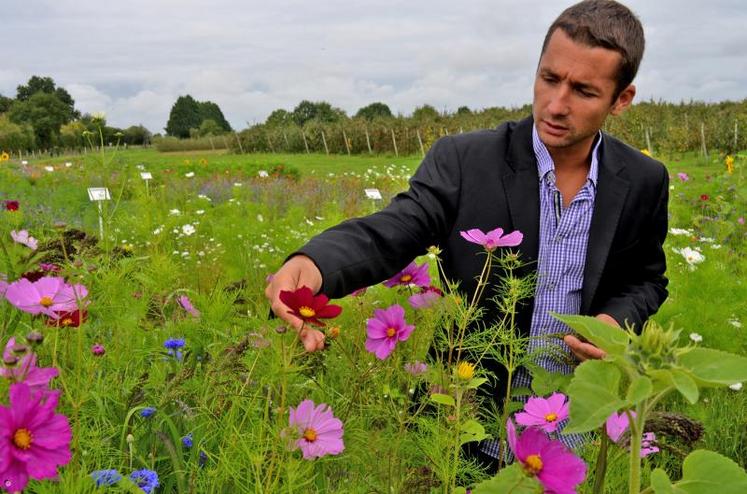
left=3, top=0, right=746, bottom=133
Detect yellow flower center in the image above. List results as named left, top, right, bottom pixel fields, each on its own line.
left=39, top=296, right=54, bottom=307
left=545, top=413, right=558, bottom=423
left=298, top=306, right=316, bottom=318
left=456, top=362, right=475, bottom=380
left=62, top=318, right=73, bottom=326
left=400, top=274, right=413, bottom=283
left=13, top=428, right=33, bottom=450
left=386, top=327, right=396, bottom=337
left=524, top=454, right=543, bottom=475
left=303, top=428, right=317, bottom=442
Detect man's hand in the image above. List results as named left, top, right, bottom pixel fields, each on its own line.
left=563, top=313, right=619, bottom=362
left=265, top=255, right=326, bottom=352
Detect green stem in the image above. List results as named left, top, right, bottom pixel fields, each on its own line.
left=627, top=404, right=645, bottom=494
left=592, top=428, right=610, bottom=494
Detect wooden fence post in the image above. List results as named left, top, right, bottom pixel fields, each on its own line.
left=365, top=127, right=373, bottom=154
left=700, top=122, right=708, bottom=160
left=283, top=131, right=289, bottom=150
left=416, top=129, right=425, bottom=158
left=321, top=130, right=329, bottom=155
left=234, top=132, right=245, bottom=154
left=390, top=128, right=399, bottom=157
left=342, top=128, right=351, bottom=155
left=645, top=127, right=653, bottom=156
left=301, top=130, right=310, bottom=154
left=734, top=120, right=739, bottom=151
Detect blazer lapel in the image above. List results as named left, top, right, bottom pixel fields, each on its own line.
left=503, top=117, right=540, bottom=265
left=581, top=146, right=630, bottom=314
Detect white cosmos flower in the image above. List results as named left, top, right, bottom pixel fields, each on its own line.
left=44, top=166, right=54, bottom=172
left=195, top=210, right=205, bottom=215
left=729, top=382, right=743, bottom=391
left=728, top=317, right=742, bottom=329
left=669, top=228, right=693, bottom=236
left=182, top=224, right=196, bottom=236
left=689, top=332, right=703, bottom=343
left=679, top=247, right=705, bottom=267
left=185, top=172, right=195, bottom=178
left=169, top=209, right=181, bottom=216
left=258, top=170, right=269, bottom=178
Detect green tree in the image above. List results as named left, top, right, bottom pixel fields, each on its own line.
left=265, top=109, right=292, bottom=127
left=16, top=75, right=79, bottom=118
left=197, top=119, right=223, bottom=137
left=165, top=95, right=202, bottom=138
left=0, top=115, right=35, bottom=151
left=355, top=102, right=393, bottom=120
left=59, top=120, right=87, bottom=149
left=412, top=104, right=440, bottom=121
left=198, top=101, right=232, bottom=132
left=292, top=100, right=345, bottom=126
left=8, top=92, right=75, bottom=148
left=0, top=94, right=12, bottom=114
left=457, top=106, right=472, bottom=115
left=123, top=125, right=151, bottom=145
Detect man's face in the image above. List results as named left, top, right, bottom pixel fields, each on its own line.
left=533, top=29, right=635, bottom=155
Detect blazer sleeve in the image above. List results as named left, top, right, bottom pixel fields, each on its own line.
left=594, top=165, right=669, bottom=331
left=294, top=136, right=462, bottom=298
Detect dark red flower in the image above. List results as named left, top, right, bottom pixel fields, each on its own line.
left=279, top=286, right=342, bottom=327
left=4, top=200, right=19, bottom=211
left=700, top=194, right=709, bottom=201
left=46, top=309, right=87, bottom=328
left=21, top=270, right=46, bottom=282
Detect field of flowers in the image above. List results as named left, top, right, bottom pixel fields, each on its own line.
left=0, top=143, right=745, bottom=493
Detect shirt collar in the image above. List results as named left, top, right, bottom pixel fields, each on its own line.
left=532, top=125, right=601, bottom=187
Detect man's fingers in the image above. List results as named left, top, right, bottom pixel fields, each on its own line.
left=564, top=334, right=606, bottom=361
left=300, top=328, right=326, bottom=352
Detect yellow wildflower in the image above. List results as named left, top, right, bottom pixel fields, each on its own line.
left=725, top=155, right=734, bottom=175
left=0, top=151, right=9, bottom=162
left=456, top=361, right=475, bottom=381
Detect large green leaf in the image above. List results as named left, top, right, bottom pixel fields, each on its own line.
left=667, top=450, right=747, bottom=493
left=678, top=348, right=747, bottom=386
left=430, top=393, right=455, bottom=407
left=528, top=364, right=573, bottom=396
left=564, top=360, right=626, bottom=433
left=472, top=463, right=543, bottom=493
left=460, top=419, right=488, bottom=445
left=552, top=313, right=629, bottom=356
left=671, top=369, right=699, bottom=404
left=626, top=375, right=653, bottom=405
left=650, top=469, right=674, bottom=493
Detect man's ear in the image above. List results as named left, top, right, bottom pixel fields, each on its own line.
left=610, top=84, right=636, bottom=116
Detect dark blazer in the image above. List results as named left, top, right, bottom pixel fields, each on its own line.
left=299, top=116, right=669, bottom=336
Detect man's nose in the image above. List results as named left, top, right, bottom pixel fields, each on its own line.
left=547, top=86, right=571, bottom=116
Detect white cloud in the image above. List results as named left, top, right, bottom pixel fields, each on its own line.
left=3, top=0, right=746, bottom=132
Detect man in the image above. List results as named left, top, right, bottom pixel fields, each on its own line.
left=266, top=0, right=668, bottom=462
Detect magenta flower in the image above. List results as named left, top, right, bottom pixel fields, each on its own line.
left=404, top=361, right=428, bottom=377
left=288, top=399, right=344, bottom=459
left=177, top=295, right=200, bottom=317
left=4, top=277, right=86, bottom=318
left=677, top=172, right=690, bottom=182
left=507, top=418, right=586, bottom=494
left=0, top=338, right=59, bottom=395
left=383, top=262, right=430, bottom=288
left=515, top=392, right=569, bottom=433
left=365, top=304, right=415, bottom=360
left=738, top=217, right=745, bottom=225
left=91, top=344, right=106, bottom=356
left=349, top=287, right=367, bottom=297
left=459, top=227, right=523, bottom=251
left=0, top=383, right=72, bottom=492
left=10, top=231, right=38, bottom=251
left=605, top=411, right=659, bottom=458
left=407, top=285, right=444, bottom=309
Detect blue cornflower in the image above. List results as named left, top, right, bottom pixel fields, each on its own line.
left=181, top=433, right=193, bottom=449
left=129, top=469, right=159, bottom=493
left=198, top=450, right=208, bottom=468
left=91, top=469, right=122, bottom=487
left=163, top=338, right=186, bottom=350
left=140, top=407, right=156, bottom=418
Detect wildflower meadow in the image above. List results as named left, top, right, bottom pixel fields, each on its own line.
left=0, top=142, right=745, bottom=493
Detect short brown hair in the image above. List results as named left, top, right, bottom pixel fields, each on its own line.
left=541, top=0, right=645, bottom=100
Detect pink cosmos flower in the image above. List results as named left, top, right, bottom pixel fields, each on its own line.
left=407, top=285, right=444, bottom=309
left=0, top=338, right=59, bottom=395
left=605, top=411, right=659, bottom=458
left=507, top=418, right=586, bottom=494
left=515, top=392, right=569, bottom=433
left=459, top=227, right=523, bottom=251
left=365, top=304, right=415, bottom=360
left=738, top=217, right=745, bottom=225
left=288, top=399, right=344, bottom=460
left=383, top=262, right=430, bottom=288
left=677, top=172, right=690, bottom=182
left=4, top=277, right=86, bottom=318
left=10, top=231, right=37, bottom=251
left=177, top=295, right=200, bottom=318
left=0, top=382, right=72, bottom=492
